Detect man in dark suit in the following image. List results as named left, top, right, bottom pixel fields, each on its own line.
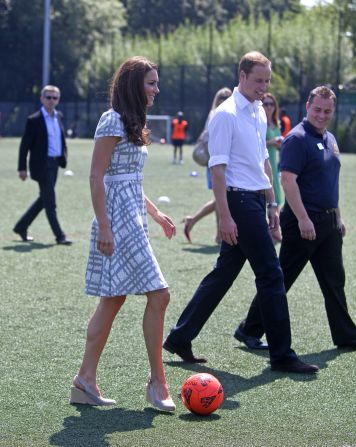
left=13, top=85, right=72, bottom=245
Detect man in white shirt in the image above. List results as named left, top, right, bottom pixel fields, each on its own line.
left=164, top=51, right=319, bottom=373
left=13, top=85, right=72, bottom=245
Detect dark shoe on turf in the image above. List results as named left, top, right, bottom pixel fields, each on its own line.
left=234, top=327, right=268, bottom=350
left=13, top=227, right=34, bottom=242
left=163, top=338, right=207, bottom=363
left=271, top=358, right=319, bottom=374
left=56, top=237, right=73, bottom=245
left=337, top=343, right=356, bottom=350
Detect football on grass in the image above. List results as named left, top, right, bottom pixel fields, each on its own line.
left=181, top=373, right=224, bottom=415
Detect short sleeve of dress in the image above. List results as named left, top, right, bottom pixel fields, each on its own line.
left=94, top=109, right=125, bottom=140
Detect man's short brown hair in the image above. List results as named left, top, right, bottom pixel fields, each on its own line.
left=239, top=51, right=271, bottom=77
left=308, top=86, right=336, bottom=105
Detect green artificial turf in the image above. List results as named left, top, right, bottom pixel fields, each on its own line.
left=0, top=138, right=355, bottom=447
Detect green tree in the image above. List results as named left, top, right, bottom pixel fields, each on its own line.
left=122, top=0, right=255, bottom=35
left=0, top=0, right=125, bottom=100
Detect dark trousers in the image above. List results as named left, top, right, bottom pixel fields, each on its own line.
left=14, top=157, right=65, bottom=240
left=167, top=190, right=297, bottom=363
left=242, top=209, right=356, bottom=346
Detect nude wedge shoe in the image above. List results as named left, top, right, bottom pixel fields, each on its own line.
left=146, top=378, right=176, bottom=412
left=70, top=375, right=116, bottom=406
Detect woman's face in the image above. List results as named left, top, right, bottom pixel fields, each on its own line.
left=144, top=69, right=159, bottom=107
left=262, top=96, right=275, bottom=115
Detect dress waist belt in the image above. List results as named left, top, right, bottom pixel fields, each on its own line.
left=104, top=173, right=143, bottom=182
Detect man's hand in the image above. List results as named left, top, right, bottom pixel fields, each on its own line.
left=298, top=216, right=316, bottom=240
left=336, top=216, right=346, bottom=237
left=19, top=170, right=27, bottom=181
left=219, top=215, right=238, bottom=246
left=267, top=207, right=280, bottom=233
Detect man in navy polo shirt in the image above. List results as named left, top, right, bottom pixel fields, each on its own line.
left=236, top=85, right=356, bottom=350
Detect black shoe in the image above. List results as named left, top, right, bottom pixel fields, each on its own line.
left=271, top=358, right=319, bottom=374
left=163, top=338, right=207, bottom=363
left=234, top=327, right=269, bottom=350
left=337, top=343, right=356, bottom=350
left=57, top=237, right=72, bottom=245
left=13, top=227, right=33, bottom=242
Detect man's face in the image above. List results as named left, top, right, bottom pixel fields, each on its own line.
left=40, top=90, right=60, bottom=113
left=239, top=64, right=271, bottom=102
left=306, top=96, right=335, bottom=134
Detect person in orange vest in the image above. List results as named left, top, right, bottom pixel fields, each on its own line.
left=171, top=111, right=188, bottom=164
left=280, top=108, right=291, bottom=137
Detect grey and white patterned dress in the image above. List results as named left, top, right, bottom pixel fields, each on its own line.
left=85, top=109, right=168, bottom=297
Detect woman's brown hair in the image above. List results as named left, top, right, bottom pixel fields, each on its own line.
left=110, top=56, right=158, bottom=146
left=262, top=92, right=280, bottom=127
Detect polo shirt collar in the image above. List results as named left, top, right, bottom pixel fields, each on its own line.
left=302, top=117, right=326, bottom=138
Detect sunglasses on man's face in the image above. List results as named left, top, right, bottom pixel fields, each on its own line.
left=45, top=96, right=59, bottom=100
left=263, top=102, right=274, bottom=107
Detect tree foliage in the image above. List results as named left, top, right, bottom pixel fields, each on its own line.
left=0, top=0, right=125, bottom=100
left=122, top=0, right=301, bottom=35
left=88, top=6, right=354, bottom=104
left=0, top=0, right=354, bottom=106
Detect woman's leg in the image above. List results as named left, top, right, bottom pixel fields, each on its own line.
left=179, top=145, right=183, bottom=162
left=75, top=295, right=126, bottom=395
left=143, top=288, right=171, bottom=400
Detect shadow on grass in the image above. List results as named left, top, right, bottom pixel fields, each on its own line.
left=166, top=348, right=343, bottom=414
left=3, top=242, right=54, bottom=252
left=50, top=406, right=170, bottom=447
left=181, top=244, right=220, bottom=255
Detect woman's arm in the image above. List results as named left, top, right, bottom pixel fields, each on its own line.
left=145, top=196, right=176, bottom=239
left=90, top=136, right=120, bottom=255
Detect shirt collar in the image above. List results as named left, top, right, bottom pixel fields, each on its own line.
left=233, top=87, right=262, bottom=110
left=302, top=117, right=327, bottom=138
left=41, top=105, right=58, bottom=118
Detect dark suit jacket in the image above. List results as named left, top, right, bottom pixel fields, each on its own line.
left=18, top=110, right=68, bottom=182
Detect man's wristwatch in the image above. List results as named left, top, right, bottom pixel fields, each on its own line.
left=267, top=202, right=278, bottom=209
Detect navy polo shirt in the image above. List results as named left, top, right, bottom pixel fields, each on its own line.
left=280, top=118, right=340, bottom=213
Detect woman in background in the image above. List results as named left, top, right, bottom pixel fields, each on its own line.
left=183, top=87, right=232, bottom=244
left=262, top=92, right=283, bottom=242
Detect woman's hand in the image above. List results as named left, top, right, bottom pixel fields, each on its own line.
left=152, top=210, right=176, bottom=239
left=269, top=136, right=283, bottom=149
left=97, top=225, right=114, bottom=256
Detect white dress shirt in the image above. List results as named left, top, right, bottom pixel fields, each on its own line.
left=41, top=106, right=62, bottom=157
left=208, top=87, right=271, bottom=190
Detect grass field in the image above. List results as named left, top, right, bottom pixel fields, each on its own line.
left=0, top=138, right=355, bottom=447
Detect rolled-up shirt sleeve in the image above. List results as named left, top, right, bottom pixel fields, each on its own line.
left=208, top=110, right=233, bottom=168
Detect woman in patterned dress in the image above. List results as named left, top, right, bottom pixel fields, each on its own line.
left=70, top=57, right=176, bottom=411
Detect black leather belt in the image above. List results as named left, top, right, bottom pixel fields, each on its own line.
left=227, top=187, right=265, bottom=194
